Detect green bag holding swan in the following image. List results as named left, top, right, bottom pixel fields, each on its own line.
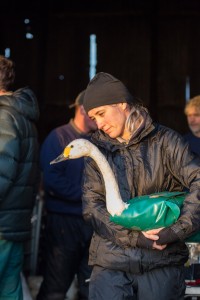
left=110, top=191, right=200, bottom=243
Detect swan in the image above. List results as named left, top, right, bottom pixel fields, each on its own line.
left=50, top=138, right=187, bottom=232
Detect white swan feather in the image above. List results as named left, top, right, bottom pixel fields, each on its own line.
left=50, top=138, right=128, bottom=216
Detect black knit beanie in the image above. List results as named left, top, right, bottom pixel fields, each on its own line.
left=83, top=72, right=135, bottom=113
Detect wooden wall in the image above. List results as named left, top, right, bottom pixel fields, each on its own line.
left=1, top=0, right=200, bottom=142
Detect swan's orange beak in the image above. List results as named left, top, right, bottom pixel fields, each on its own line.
left=50, top=146, right=71, bottom=165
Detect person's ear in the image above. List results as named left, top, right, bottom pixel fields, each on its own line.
left=119, top=102, right=128, bottom=111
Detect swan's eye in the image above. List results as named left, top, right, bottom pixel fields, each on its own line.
left=71, top=145, right=74, bottom=148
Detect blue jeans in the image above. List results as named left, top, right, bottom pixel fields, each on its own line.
left=0, top=240, right=23, bottom=300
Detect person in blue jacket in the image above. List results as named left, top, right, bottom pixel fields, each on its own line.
left=37, top=90, right=97, bottom=300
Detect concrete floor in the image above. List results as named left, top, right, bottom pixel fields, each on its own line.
left=21, top=273, right=33, bottom=300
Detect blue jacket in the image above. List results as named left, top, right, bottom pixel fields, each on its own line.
left=0, top=87, right=40, bottom=242
left=183, top=132, right=200, bottom=157
left=40, top=119, right=90, bottom=216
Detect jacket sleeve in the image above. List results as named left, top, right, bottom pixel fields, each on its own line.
left=0, top=110, right=20, bottom=200
left=82, top=157, right=139, bottom=248
left=165, top=131, right=200, bottom=240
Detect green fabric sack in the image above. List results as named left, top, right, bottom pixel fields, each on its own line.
left=110, top=191, right=200, bottom=242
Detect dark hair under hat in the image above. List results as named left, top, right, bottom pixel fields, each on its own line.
left=69, top=90, right=85, bottom=109
left=83, top=72, right=134, bottom=113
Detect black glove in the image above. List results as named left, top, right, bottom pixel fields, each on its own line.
left=156, top=227, right=179, bottom=245
left=137, top=232, right=154, bottom=249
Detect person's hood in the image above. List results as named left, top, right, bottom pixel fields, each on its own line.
left=0, top=87, right=39, bottom=121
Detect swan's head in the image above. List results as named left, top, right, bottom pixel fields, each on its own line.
left=50, top=138, right=92, bottom=164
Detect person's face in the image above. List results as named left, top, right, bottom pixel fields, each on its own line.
left=88, top=103, right=129, bottom=139
left=186, top=106, right=200, bottom=137
left=79, top=105, right=97, bottom=132
left=85, top=113, right=98, bottom=131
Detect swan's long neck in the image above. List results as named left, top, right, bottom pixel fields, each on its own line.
left=88, top=146, right=127, bottom=216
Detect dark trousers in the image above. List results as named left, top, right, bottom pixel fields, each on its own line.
left=89, top=265, right=186, bottom=300
left=36, top=213, right=93, bottom=300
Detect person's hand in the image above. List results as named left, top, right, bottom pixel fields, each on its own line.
left=143, top=228, right=163, bottom=240
left=137, top=228, right=167, bottom=250
left=143, top=228, right=167, bottom=250
left=152, top=241, right=167, bottom=250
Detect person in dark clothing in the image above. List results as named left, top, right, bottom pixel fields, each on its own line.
left=80, top=72, right=200, bottom=300
left=0, top=55, right=40, bottom=299
left=184, top=95, right=200, bottom=157
left=37, top=91, right=97, bottom=300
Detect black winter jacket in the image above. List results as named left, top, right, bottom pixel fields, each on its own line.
left=82, top=114, right=200, bottom=273
left=0, top=87, right=40, bottom=242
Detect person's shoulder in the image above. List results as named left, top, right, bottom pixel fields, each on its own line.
left=183, top=132, right=196, bottom=142
left=42, top=122, right=77, bottom=149
left=183, top=132, right=192, bottom=138
left=155, top=123, right=182, bottom=138
left=54, top=122, right=75, bottom=137
left=44, top=123, right=68, bottom=141
left=14, top=87, right=36, bottom=99
left=152, top=123, right=188, bottom=149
